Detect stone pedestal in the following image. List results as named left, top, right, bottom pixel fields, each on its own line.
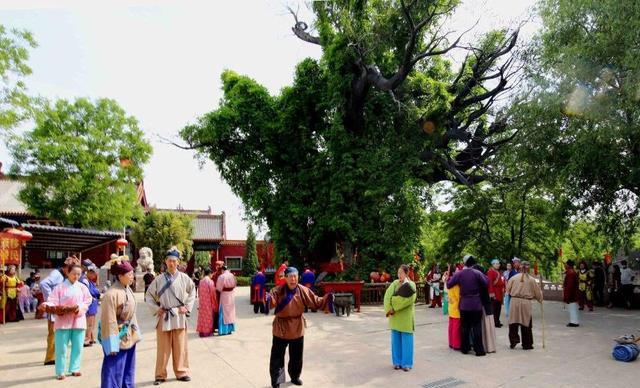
left=135, top=272, right=145, bottom=293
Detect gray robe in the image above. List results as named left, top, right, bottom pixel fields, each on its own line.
left=146, top=271, right=196, bottom=332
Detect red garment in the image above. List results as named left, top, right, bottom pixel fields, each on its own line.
left=487, top=268, right=505, bottom=301
left=275, top=264, right=287, bottom=287
left=448, top=317, right=461, bottom=350
left=563, top=268, right=579, bottom=303
left=196, top=277, right=217, bottom=336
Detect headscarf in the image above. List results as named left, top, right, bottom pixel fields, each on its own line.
left=284, top=266, right=299, bottom=276
left=109, top=255, right=134, bottom=276
left=64, top=256, right=81, bottom=267
left=166, top=247, right=181, bottom=259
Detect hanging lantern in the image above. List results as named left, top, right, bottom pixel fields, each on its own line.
left=116, top=238, right=129, bottom=249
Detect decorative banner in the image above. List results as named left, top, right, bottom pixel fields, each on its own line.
left=0, top=233, right=22, bottom=266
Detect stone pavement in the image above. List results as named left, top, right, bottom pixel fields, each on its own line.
left=1, top=287, right=638, bottom=388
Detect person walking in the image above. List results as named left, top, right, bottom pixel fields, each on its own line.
left=196, top=268, right=217, bottom=337
left=620, top=260, right=636, bottom=309
left=506, top=261, right=543, bottom=350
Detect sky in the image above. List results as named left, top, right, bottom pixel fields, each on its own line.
left=0, top=0, right=537, bottom=239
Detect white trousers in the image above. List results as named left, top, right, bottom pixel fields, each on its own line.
left=568, top=302, right=579, bottom=324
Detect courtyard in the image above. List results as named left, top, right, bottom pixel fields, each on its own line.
left=1, top=287, right=638, bottom=388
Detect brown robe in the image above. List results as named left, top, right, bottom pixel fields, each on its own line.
left=268, top=284, right=331, bottom=340
left=506, top=273, right=543, bottom=326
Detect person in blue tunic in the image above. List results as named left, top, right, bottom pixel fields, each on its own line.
left=252, top=270, right=267, bottom=314
left=300, top=267, right=316, bottom=313
left=80, top=260, right=101, bottom=347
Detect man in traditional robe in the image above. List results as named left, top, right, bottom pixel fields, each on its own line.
left=215, top=265, right=236, bottom=335
left=1, top=265, right=24, bottom=323
left=196, top=268, right=217, bottom=337
left=265, top=267, right=334, bottom=388
left=487, top=259, right=505, bottom=327
left=146, top=248, right=196, bottom=385
left=274, top=259, right=289, bottom=287
left=39, top=256, right=79, bottom=365
left=506, top=261, right=543, bottom=350
left=446, top=255, right=488, bottom=356
left=563, top=260, right=580, bottom=327
left=252, top=270, right=267, bottom=314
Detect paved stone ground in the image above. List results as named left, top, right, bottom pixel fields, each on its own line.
left=1, top=287, right=638, bottom=388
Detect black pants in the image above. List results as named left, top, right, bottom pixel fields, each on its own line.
left=460, top=310, right=485, bottom=355
left=491, top=299, right=502, bottom=326
left=270, top=336, right=304, bottom=387
left=254, top=302, right=266, bottom=314
left=622, top=284, right=635, bottom=308
left=593, top=284, right=605, bottom=306
left=509, top=319, right=533, bottom=349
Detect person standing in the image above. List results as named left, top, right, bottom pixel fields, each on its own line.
left=143, top=270, right=155, bottom=302
left=41, top=264, right=92, bottom=380
left=607, top=264, right=621, bottom=308
left=620, top=260, right=636, bottom=309
left=216, top=265, right=237, bottom=335
left=212, top=260, right=224, bottom=333
left=577, top=260, right=594, bottom=311
left=196, top=268, right=217, bottom=337
left=444, top=267, right=461, bottom=350
left=100, top=257, right=141, bottom=388
left=384, top=264, right=416, bottom=371
left=300, top=267, right=316, bottom=313
left=39, top=256, right=79, bottom=365
left=146, top=248, right=196, bottom=385
left=506, top=261, right=543, bottom=350
left=592, top=261, right=606, bottom=306
left=0, top=265, right=24, bottom=323
left=487, top=259, right=505, bottom=327
left=446, top=255, right=488, bottom=356
left=265, top=267, right=334, bottom=388
left=80, top=261, right=101, bottom=347
left=427, top=264, right=443, bottom=308
left=563, top=260, right=580, bottom=327
left=252, top=269, right=267, bottom=314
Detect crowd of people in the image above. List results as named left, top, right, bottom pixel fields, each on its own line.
left=1, top=248, right=638, bottom=387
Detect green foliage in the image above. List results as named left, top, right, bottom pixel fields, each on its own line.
left=242, top=225, right=259, bottom=276
left=0, top=24, right=37, bottom=132
left=512, top=0, right=640, bottom=243
left=9, top=97, right=152, bottom=229
left=129, top=210, right=194, bottom=270
left=181, top=1, right=520, bottom=276
left=236, top=276, right=251, bottom=287
left=194, top=251, right=212, bottom=269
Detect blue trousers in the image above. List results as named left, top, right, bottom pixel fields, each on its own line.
left=101, top=345, right=136, bottom=388
left=390, top=330, right=413, bottom=369
left=218, top=306, right=235, bottom=335
left=54, top=329, right=85, bottom=377
left=504, top=294, right=511, bottom=318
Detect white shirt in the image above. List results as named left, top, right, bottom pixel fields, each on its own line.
left=620, top=267, right=634, bottom=285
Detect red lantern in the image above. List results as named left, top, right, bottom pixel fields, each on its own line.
left=116, top=238, right=129, bottom=249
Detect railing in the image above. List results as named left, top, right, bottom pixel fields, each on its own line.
left=361, top=282, right=428, bottom=305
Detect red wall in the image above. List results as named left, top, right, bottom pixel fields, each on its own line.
left=210, top=241, right=275, bottom=275
left=26, top=241, right=120, bottom=269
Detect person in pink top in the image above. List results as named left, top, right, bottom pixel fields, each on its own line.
left=41, top=264, right=92, bottom=380
left=215, top=265, right=236, bottom=335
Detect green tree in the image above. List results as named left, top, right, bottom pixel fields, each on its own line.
left=8, top=97, right=152, bottom=229
left=242, top=225, right=259, bottom=276
left=129, top=210, right=194, bottom=270
left=180, top=1, right=520, bottom=271
left=194, top=251, right=212, bottom=269
left=0, top=25, right=37, bottom=132
left=512, top=0, right=640, bottom=244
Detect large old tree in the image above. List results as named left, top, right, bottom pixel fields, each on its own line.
left=180, top=1, right=520, bottom=274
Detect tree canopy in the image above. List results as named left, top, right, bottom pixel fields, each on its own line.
left=9, top=97, right=152, bottom=229
left=129, top=209, right=194, bottom=270
left=180, top=1, right=521, bottom=274
left=0, top=24, right=37, bottom=132
left=242, top=224, right=259, bottom=276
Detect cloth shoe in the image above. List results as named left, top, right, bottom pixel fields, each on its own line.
left=291, top=378, right=303, bottom=385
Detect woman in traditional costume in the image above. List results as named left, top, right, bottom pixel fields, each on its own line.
left=445, top=265, right=461, bottom=350
left=384, top=264, right=417, bottom=371
left=41, top=264, right=92, bottom=380
left=99, top=256, right=141, bottom=388
left=196, top=268, right=217, bottom=337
